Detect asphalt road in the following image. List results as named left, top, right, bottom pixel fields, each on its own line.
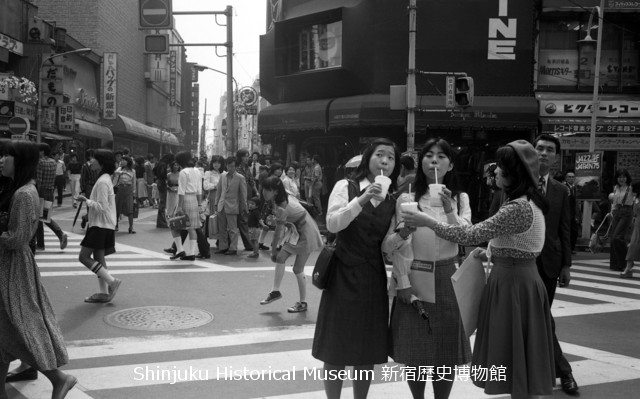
left=5, top=201, right=640, bottom=398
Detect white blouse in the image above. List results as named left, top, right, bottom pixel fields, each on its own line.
left=178, top=167, right=203, bottom=196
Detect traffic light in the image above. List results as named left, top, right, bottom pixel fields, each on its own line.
left=144, top=34, right=169, bottom=54
left=455, top=77, right=474, bottom=107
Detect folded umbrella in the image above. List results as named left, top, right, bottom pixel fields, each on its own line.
left=72, top=200, right=83, bottom=228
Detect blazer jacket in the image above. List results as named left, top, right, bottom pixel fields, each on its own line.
left=214, top=172, right=247, bottom=215
left=538, top=176, right=572, bottom=279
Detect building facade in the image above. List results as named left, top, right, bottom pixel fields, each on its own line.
left=258, top=0, right=640, bottom=219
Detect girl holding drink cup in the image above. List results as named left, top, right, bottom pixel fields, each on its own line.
left=383, top=138, right=472, bottom=399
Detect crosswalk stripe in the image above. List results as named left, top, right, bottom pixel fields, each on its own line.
left=37, top=260, right=200, bottom=268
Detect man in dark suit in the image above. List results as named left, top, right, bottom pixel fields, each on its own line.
left=565, top=170, right=579, bottom=254
left=534, top=134, right=578, bottom=395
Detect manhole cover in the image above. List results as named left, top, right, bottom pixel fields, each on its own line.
left=104, top=306, right=214, bottom=331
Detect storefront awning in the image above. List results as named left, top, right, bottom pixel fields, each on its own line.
left=414, top=96, right=539, bottom=129
left=540, top=117, right=640, bottom=135
left=328, top=94, right=405, bottom=129
left=113, top=115, right=179, bottom=146
left=76, top=119, right=113, bottom=141
left=258, top=99, right=331, bottom=133
left=32, top=130, right=73, bottom=141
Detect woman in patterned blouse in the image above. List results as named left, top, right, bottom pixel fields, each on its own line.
left=403, top=140, right=555, bottom=399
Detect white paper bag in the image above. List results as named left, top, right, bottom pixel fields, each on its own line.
left=451, top=247, right=487, bottom=339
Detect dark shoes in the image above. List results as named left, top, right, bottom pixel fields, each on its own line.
left=170, top=251, right=186, bottom=260
left=258, top=244, right=270, bottom=250
left=60, top=234, right=68, bottom=250
left=224, top=250, right=238, bottom=255
left=260, top=291, right=282, bottom=305
left=620, top=270, right=634, bottom=279
left=214, top=249, right=228, bottom=255
left=247, top=253, right=259, bottom=258
left=180, top=255, right=196, bottom=261
left=6, top=367, right=38, bottom=382
left=196, top=254, right=210, bottom=259
left=560, top=373, right=579, bottom=394
left=164, top=247, right=176, bottom=255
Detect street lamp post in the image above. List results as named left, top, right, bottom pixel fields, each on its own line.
left=193, top=63, right=238, bottom=153
left=577, top=0, right=605, bottom=241
left=36, top=48, right=91, bottom=143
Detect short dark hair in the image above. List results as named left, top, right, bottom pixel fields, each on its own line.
left=39, top=143, right=51, bottom=157
left=226, top=156, right=237, bottom=166
left=114, top=151, right=123, bottom=157
left=400, top=155, right=415, bottom=171
left=287, top=161, right=300, bottom=171
left=175, top=151, right=193, bottom=168
left=313, top=154, right=321, bottom=163
left=93, top=149, right=116, bottom=175
left=236, top=148, right=250, bottom=164
left=121, top=156, right=134, bottom=170
left=269, top=162, right=283, bottom=175
left=262, top=175, right=288, bottom=204
left=85, top=149, right=95, bottom=160
left=534, top=134, right=562, bottom=154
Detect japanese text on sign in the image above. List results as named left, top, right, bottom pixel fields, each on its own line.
left=58, top=105, right=74, bottom=131
left=103, top=53, right=117, bottom=120
left=0, top=33, right=23, bottom=56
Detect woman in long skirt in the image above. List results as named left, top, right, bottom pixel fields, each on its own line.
left=0, top=140, right=77, bottom=399
left=169, top=151, right=202, bottom=261
left=403, top=140, right=555, bottom=399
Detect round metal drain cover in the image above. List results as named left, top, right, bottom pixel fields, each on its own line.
left=104, top=306, right=214, bottom=331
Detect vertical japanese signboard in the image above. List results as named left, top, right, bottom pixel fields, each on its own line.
left=58, top=105, right=74, bottom=131
left=575, top=151, right=603, bottom=200
left=169, top=50, right=176, bottom=106
left=40, top=61, right=64, bottom=107
left=103, top=53, right=117, bottom=120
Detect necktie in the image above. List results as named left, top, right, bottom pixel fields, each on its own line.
left=252, top=163, right=256, bottom=177
left=539, top=176, right=546, bottom=196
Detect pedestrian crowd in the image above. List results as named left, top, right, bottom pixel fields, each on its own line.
left=3, top=134, right=639, bottom=399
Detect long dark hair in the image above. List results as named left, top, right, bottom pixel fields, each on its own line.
left=2, top=141, right=39, bottom=205
left=209, top=155, right=226, bottom=172
left=496, top=146, right=548, bottom=213
left=413, top=138, right=461, bottom=202
left=262, top=175, right=289, bottom=205
left=352, top=138, right=402, bottom=191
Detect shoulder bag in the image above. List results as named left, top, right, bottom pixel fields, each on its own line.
left=312, top=179, right=358, bottom=290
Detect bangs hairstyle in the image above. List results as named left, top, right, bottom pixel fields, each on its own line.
left=352, top=138, right=402, bottom=191
left=6, top=140, right=39, bottom=189
left=121, top=156, right=133, bottom=169
left=262, top=175, right=288, bottom=204
left=495, top=146, right=548, bottom=213
left=413, top=138, right=461, bottom=202
left=93, top=149, right=116, bottom=175
left=614, top=168, right=632, bottom=185
left=209, top=155, right=226, bottom=172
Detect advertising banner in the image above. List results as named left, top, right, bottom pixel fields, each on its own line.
left=103, top=53, right=117, bottom=120
left=574, top=151, right=603, bottom=200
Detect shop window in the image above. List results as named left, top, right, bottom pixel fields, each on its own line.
left=277, top=11, right=343, bottom=76
left=538, top=16, right=640, bottom=92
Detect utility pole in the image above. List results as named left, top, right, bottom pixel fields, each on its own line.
left=226, top=5, right=235, bottom=154
left=200, top=98, right=207, bottom=156
left=406, top=0, right=417, bottom=154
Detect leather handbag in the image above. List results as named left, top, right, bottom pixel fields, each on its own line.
left=133, top=202, right=139, bottom=218
left=168, top=214, right=190, bottom=230
left=312, top=239, right=337, bottom=290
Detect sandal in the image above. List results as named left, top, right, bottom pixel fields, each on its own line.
left=84, top=293, right=110, bottom=303
left=107, top=279, right=122, bottom=302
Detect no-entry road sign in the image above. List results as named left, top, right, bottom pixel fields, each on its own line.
left=8, top=116, right=30, bottom=135
left=139, top=0, right=173, bottom=29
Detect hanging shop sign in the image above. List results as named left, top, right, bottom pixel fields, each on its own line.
left=558, top=136, right=640, bottom=150
left=40, top=62, right=64, bottom=107
left=103, top=53, right=117, bottom=120
left=14, top=101, right=36, bottom=122
left=169, top=50, right=176, bottom=106
left=58, top=105, right=75, bottom=131
left=574, top=151, right=603, bottom=200
left=0, top=33, right=23, bottom=56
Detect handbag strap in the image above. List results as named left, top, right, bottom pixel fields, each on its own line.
left=621, top=186, right=631, bottom=205
left=328, top=180, right=358, bottom=246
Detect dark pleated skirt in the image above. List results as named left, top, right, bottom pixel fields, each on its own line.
left=389, top=260, right=472, bottom=367
left=472, top=257, right=555, bottom=397
left=312, top=255, right=389, bottom=366
left=81, top=226, right=116, bottom=256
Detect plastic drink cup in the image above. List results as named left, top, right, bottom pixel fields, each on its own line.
left=399, top=201, right=419, bottom=222
left=374, top=175, right=392, bottom=200
left=429, top=184, right=445, bottom=207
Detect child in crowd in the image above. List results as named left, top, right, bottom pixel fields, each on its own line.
left=247, top=196, right=262, bottom=258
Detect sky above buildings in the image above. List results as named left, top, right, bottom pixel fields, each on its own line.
left=174, top=0, right=266, bottom=137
